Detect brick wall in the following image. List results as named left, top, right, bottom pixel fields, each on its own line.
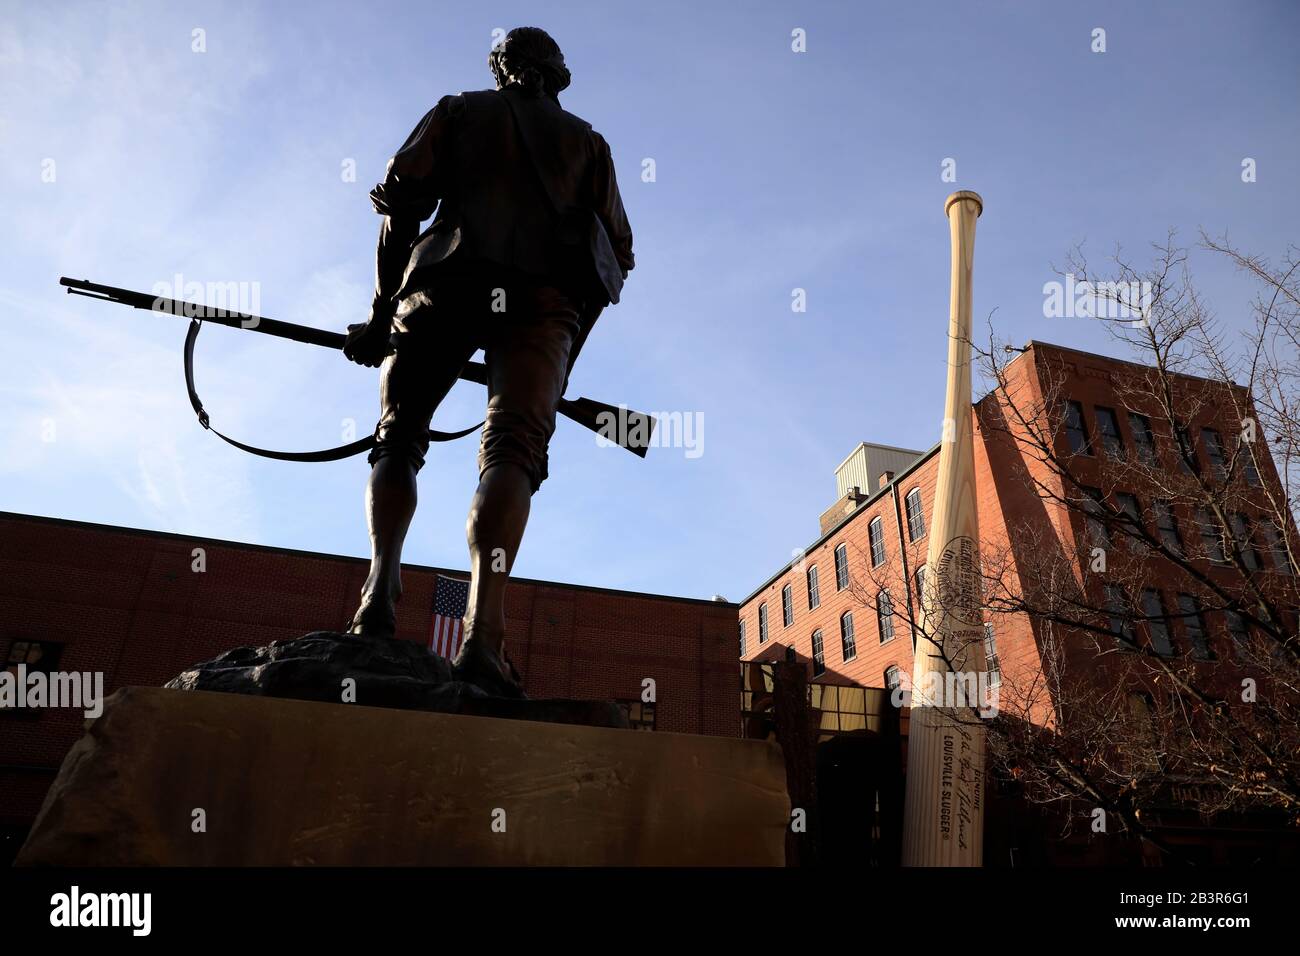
left=0, top=512, right=739, bottom=828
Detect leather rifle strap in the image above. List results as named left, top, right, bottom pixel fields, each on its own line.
left=183, top=319, right=482, bottom=463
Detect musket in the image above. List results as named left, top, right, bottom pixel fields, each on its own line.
left=59, top=277, right=656, bottom=460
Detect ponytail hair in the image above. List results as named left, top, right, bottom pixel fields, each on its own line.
left=488, top=27, right=571, bottom=99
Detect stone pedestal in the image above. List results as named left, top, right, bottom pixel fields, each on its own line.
left=16, top=687, right=788, bottom=866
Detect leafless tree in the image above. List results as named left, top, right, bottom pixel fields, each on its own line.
left=964, top=234, right=1300, bottom=860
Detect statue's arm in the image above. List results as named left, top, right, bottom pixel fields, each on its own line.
left=593, top=134, right=634, bottom=278
left=365, top=95, right=459, bottom=326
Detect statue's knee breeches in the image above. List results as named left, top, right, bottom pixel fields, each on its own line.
left=478, top=287, right=582, bottom=493
left=367, top=280, right=583, bottom=488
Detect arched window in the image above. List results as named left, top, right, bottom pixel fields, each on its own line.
left=868, top=517, right=885, bottom=566
left=811, top=629, right=825, bottom=677
left=884, top=665, right=901, bottom=691
left=840, top=612, right=856, bottom=661
left=877, top=589, right=895, bottom=643
left=758, top=603, right=768, bottom=643
left=806, top=565, right=821, bottom=609
left=905, top=488, right=925, bottom=540
left=834, top=543, right=849, bottom=590
left=781, top=583, right=794, bottom=627
left=983, top=622, right=1001, bottom=687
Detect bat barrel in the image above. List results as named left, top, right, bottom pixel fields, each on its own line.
left=943, top=191, right=982, bottom=398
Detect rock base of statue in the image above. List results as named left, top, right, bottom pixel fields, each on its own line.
left=161, top=629, right=630, bottom=728
left=16, top=632, right=789, bottom=866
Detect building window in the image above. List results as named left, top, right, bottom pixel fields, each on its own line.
left=781, top=583, right=794, bottom=627
left=1111, top=492, right=1142, bottom=551
left=806, top=565, right=821, bottom=609
left=1152, top=499, right=1183, bottom=554
left=1127, top=692, right=1163, bottom=773
left=619, top=699, right=657, bottom=731
left=1128, top=412, right=1158, bottom=466
left=884, top=665, right=901, bottom=692
left=1095, top=406, right=1126, bottom=459
left=3, top=640, right=63, bottom=716
left=5, top=639, right=60, bottom=670
left=914, top=565, right=927, bottom=610
left=811, top=629, right=826, bottom=677
left=868, top=517, right=885, bottom=566
left=1263, top=519, right=1293, bottom=574
left=834, top=543, right=849, bottom=590
left=1082, top=486, right=1109, bottom=549
left=877, top=590, right=896, bottom=644
left=1175, top=426, right=1199, bottom=474
left=1176, top=594, right=1211, bottom=659
left=1140, top=589, right=1175, bottom=656
left=1063, top=400, right=1092, bottom=455
left=1114, top=492, right=1141, bottom=529
left=1224, top=610, right=1250, bottom=654
left=983, top=622, right=1002, bottom=687
left=1104, top=585, right=1136, bottom=649
left=758, top=603, right=769, bottom=643
left=840, top=612, right=857, bottom=661
left=905, top=488, right=926, bottom=541
left=738, top=619, right=746, bottom=657
left=1239, top=439, right=1261, bottom=486
left=1229, top=513, right=1261, bottom=570
left=1201, top=428, right=1227, bottom=481
left=1195, top=508, right=1227, bottom=563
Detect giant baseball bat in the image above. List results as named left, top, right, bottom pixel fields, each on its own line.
left=901, top=190, right=987, bottom=867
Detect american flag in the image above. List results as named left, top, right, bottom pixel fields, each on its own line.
left=429, top=575, right=469, bottom=659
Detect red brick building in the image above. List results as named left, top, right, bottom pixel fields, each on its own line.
left=737, top=377, right=1041, bottom=702
left=738, top=340, right=1299, bottom=864
left=0, top=511, right=739, bottom=859
left=740, top=339, right=1292, bottom=696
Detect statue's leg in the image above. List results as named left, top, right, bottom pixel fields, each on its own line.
left=357, top=453, right=419, bottom=619
left=462, top=461, right=532, bottom=648
left=348, top=305, right=477, bottom=637
left=455, top=285, right=582, bottom=684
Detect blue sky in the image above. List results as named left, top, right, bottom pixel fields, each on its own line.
left=2, top=0, right=1297, bottom=602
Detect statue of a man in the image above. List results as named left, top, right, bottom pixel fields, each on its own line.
left=340, top=27, right=634, bottom=696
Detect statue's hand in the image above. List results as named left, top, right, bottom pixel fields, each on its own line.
left=343, top=321, right=393, bottom=368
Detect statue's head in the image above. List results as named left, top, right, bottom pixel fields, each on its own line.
left=488, top=27, right=571, bottom=99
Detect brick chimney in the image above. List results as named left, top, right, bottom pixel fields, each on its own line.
left=817, top=486, right=868, bottom=534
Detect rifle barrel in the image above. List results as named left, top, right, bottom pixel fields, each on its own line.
left=60, top=276, right=496, bottom=379
left=61, top=277, right=347, bottom=349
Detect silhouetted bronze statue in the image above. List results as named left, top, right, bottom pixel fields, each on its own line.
left=341, top=27, right=634, bottom=697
